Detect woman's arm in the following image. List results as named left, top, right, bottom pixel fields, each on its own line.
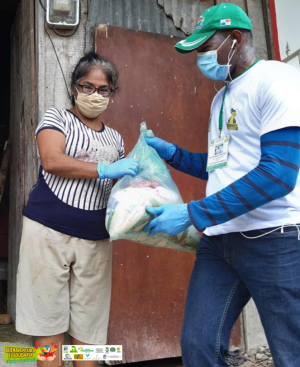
left=37, top=129, right=99, bottom=179
left=37, top=129, right=138, bottom=180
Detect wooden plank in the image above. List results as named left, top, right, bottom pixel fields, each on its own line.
left=0, top=141, right=9, bottom=204
left=8, top=0, right=37, bottom=322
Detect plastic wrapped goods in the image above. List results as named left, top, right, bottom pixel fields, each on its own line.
left=105, top=122, right=199, bottom=252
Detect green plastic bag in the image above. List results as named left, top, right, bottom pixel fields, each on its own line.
left=105, top=122, right=199, bottom=252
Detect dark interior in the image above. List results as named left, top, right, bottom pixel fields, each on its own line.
left=0, top=0, right=20, bottom=313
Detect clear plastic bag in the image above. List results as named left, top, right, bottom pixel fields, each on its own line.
left=105, top=122, right=199, bottom=252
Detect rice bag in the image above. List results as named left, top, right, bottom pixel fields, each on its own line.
left=105, top=122, right=199, bottom=252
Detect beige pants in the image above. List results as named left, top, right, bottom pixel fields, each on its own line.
left=16, top=217, right=112, bottom=344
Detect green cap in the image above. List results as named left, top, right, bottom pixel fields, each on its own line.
left=175, top=3, right=252, bottom=54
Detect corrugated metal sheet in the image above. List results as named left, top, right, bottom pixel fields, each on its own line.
left=215, top=0, right=247, bottom=11
left=86, top=0, right=185, bottom=51
left=158, top=0, right=268, bottom=59
left=86, top=0, right=268, bottom=60
left=158, top=0, right=215, bottom=35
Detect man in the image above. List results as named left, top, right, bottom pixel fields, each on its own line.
left=144, top=3, right=300, bottom=367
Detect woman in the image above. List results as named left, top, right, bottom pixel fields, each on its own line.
left=16, top=52, right=137, bottom=367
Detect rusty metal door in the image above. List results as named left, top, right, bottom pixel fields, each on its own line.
left=95, top=25, right=241, bottom=362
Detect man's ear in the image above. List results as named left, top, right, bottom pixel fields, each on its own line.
left=230, top=30, right=243, bottom=47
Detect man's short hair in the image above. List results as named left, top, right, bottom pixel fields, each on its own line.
left=217, top=29, right=253, bottom=45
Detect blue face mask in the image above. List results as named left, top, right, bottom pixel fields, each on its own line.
left=197, top=36, right=236, bottom=81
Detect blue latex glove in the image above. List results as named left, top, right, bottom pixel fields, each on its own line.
left=143, top=204, right=192, bottom=235
left=144, top=137, right=176, bottom=161
left=97, top=159, right=138, bottom=179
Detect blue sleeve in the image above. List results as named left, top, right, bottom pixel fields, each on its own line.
left=187, top=127, right=300, bottom=231
left=167, top=145, right=208, bottom=180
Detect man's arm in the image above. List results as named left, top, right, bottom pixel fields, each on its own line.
left=144, top=127, right=300, bottom=236
left=167, top=147, right=208, bottom=180
left=145, top=137, right=208, bottom=180
left=188, top=126, right=300, bottom=231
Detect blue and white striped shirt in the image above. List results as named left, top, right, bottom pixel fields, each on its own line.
left=23, top=108, right=125, bottom=240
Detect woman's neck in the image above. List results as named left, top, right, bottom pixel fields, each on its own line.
left=69, top=106, right=103, bottom=131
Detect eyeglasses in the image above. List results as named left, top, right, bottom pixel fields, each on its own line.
left=77, top=84, right=112, bottom=97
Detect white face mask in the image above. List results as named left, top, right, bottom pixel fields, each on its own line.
left=75, top=91, right=109, bottom=118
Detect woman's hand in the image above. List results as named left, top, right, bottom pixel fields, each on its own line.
left=97, top=159, right=139, bottom=179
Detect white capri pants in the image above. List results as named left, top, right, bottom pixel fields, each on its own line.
left=16, top=217, right=112, bottom=344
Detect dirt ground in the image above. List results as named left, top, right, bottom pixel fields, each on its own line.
left=102, top=356, right=273, bottom=366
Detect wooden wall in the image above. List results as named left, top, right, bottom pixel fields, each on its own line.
left=8, top=0, right=37, bottom=321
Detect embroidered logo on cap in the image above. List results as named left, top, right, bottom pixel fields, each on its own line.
left=220, top=19, right=231, bottom=26
left=195, top=15, right=205, bottom=29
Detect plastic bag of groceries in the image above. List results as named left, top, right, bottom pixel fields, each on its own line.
left=105, top=122, right=199, bottom=253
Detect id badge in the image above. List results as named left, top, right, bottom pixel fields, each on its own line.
left=206, top=135, right=229, bottom=172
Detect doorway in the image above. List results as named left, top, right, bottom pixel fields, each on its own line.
left=0, top=0, right=20, bottom=316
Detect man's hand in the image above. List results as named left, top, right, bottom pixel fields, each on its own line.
left=145, top=137, right=176, bottom=161
left=143, top=204, right=192, bottom=235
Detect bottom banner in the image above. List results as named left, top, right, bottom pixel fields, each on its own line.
left=62, top=345, right=122, bottom=361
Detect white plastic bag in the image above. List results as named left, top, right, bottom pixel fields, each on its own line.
left=105, top=122, right=199, bottom=252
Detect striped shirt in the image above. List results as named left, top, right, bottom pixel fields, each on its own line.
left=168, top=61, right=300, bottom=235
left=23, top=108, right=125, bottom=240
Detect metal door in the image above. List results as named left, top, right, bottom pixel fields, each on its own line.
left=96, top=25, right=241, bottom=362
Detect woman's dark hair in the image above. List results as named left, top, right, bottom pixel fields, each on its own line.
left=71, top=51, right=119, bottom=106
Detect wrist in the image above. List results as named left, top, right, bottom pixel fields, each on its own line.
left=183, top=204, right=192, bottom=226
left=166, top=144, right=177, bottom=161
left=97, top=163, right=107, bottom=179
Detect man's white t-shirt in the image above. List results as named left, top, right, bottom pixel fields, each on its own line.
left=204, top=60, right=300, bottom=236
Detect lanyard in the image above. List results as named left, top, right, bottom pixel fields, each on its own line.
left=218, top=83, right=229, bottom=138
left=218, top=59, right=262, bottom=138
